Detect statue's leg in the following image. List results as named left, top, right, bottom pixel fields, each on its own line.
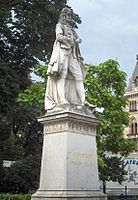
left=75, top=81, right=85, bottom=105
left=69, top=54, right=85, bottom=105
left=57, top=78, right=68, bottom=104
left=57, top=50, right=69, bottom=104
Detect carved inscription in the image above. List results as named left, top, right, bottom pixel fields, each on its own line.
left=73, top=152, right=93, bottom=158
left=71, top=160, right=93, bottom=168
left=71, top=151, right=93, bottom=168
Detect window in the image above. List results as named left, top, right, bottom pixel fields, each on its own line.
left=129, top=101, right=137, bottom=111
left=135, top=77, right=138, bottom=87
left=135, top=123, right=137, bottom=134
left=131, top=123, right=134, bottom=134
left=130, top=118, right=138, bottom=135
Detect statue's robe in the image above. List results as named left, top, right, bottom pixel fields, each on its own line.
left=45, top=23, right=87, bottom=110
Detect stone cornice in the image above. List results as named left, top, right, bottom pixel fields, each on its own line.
left=38, top=106, right=100, bottom=136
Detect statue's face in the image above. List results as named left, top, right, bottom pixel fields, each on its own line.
left=65, top=11, right=72, bottom=24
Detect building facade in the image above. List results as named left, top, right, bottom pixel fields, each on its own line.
left=124, top=55, right=138, bottom=152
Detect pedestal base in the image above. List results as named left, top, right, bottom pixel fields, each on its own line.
left=32, top=189, right=107, bottom=200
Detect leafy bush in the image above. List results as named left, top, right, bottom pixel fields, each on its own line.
left=0, top=155, right=41, bottom=194
left=0, top=193, right=31, bottom=200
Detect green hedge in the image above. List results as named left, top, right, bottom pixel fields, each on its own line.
left=0, top=194, right=31, bottom=200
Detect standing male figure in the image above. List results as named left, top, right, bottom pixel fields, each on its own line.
left=45, top=7, right=86, bottom=110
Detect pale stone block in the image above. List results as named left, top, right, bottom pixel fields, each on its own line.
left=32, top=106, right=107, bottom=200
left=67, top=133, right=99, bottom=190
left=39, top=133, right=67, bottom=190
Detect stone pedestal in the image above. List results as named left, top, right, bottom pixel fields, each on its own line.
left=31, top=104, right=107, bottom=200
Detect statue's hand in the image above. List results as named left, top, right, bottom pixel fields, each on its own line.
left=75, top=38, right=82, bottom=44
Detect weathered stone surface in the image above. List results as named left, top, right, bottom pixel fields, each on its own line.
left=39, top=105, right=98, bottom=136
left=31, top=105, right=106, bottom=200
left=45, top=7, right=87, bottom=110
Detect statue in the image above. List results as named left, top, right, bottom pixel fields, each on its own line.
left=45, top=7, right=87, bottom=110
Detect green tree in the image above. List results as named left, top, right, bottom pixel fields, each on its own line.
left=3, top=133, right=23, bottom=160
left=0, top=0, right=65, bottom=113
left=0, top=0, right=81, bottom=163
left=84, top=60, right=135, bottom=157
left=1, top=155, right=41, bottom=193
left=84, top=60, right=135, bottom=185
left=99, top=156, right=127, bottom=184
left=0, top=102, right=43, bottom=193
left=99, top=155, right=127, bottom=194
left=0, top=67, right=45, bottom=192
left=0, top=0, right=81, bottom=114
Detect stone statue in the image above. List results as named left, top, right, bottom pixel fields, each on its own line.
left=45, top=7, right=87, bottom=110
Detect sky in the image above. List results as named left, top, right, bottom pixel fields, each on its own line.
left=67, top=0, right=138, bottom=82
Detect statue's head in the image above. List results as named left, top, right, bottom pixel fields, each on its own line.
left=59, top=7, right=73, bottom=25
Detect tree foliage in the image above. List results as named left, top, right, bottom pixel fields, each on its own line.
left=84, top=60, right=135, bottom=183
left=0, top=0, right=71, bottom=113
left=1, top=155, right=41, bottom=194
left=99, top=155, right=127, bottom=184
left=0, top=102, right=43, bottom=193
left=84, top=60, right=135, bottom=157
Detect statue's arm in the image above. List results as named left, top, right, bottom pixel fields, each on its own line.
left=56, top=24, right=72, bottom=46
left=56, top=24, right=64, bottom=42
